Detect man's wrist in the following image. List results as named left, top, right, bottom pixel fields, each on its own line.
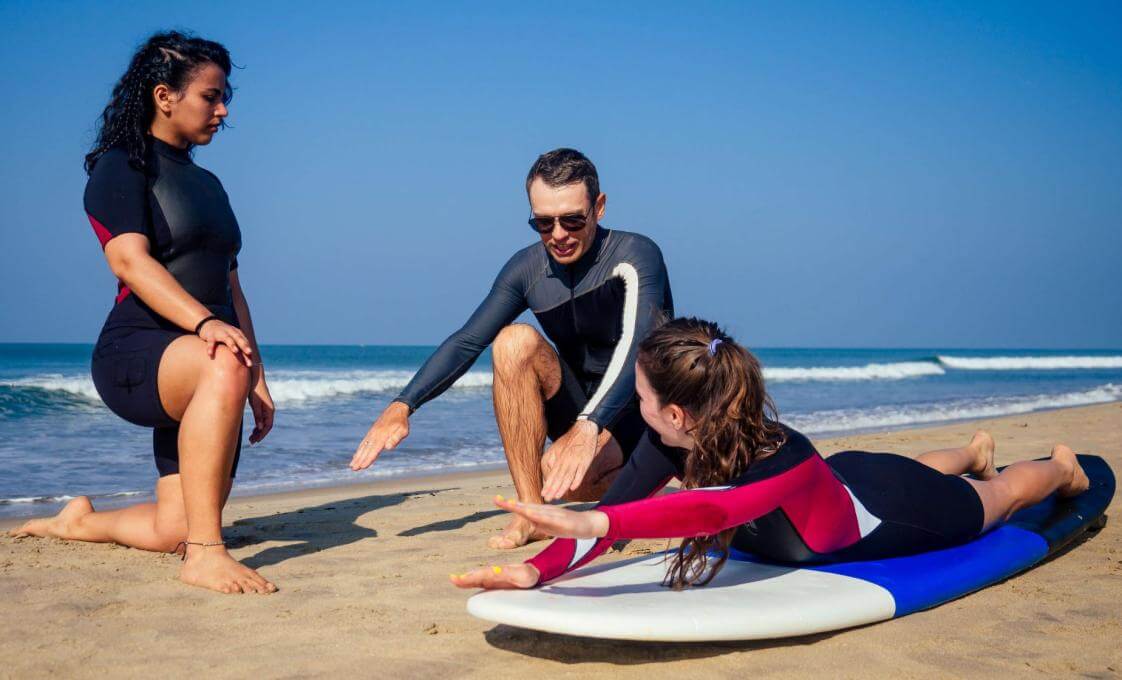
left=576, top=417, right=601, bottom=434
left=388, top=400, right=413, bottom=417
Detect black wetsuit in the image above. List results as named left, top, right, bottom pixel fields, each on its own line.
left=395, top=226, right=673, bottom=454
left=84, top=139, right=243, bottom=476
left=528, top=425, right=985, bottom=584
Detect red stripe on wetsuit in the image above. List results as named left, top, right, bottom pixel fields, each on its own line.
left=87, top=214, right=132, bottom=303
left=527, top=455, right=863, bottom=585
left=526, top=475, right=674, bottom=584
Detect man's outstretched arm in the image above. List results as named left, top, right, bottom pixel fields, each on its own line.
left=350, top=252, right=531, bottom=470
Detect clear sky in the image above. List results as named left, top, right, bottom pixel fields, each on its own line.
left=0, top=1, right=1119, bottom=348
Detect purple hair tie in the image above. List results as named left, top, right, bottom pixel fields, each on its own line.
left=707, top=339, right=723, bottom=356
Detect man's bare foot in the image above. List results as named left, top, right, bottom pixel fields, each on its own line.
left=968, top=431, right=998, bottom=480
left=179, top=545, right=277, bottom=594
left=8, top=496, right=94, bottom=539
left=487, top=516, right=549, bottom=550
left=1052, top=444, right=1090, bottom=498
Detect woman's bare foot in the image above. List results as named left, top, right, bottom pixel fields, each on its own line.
left=179, top=545, right=277, bottom=594
left=487, top=516, right=549, bottom=550
left=1052, top=444, right=1090, bottom=498
left=968, top=431, right=998, bottom=480
left=8, top=496, right=94, bottom=539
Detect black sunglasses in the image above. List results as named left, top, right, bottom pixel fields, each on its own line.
left=527, top=207, right=594, bottom=234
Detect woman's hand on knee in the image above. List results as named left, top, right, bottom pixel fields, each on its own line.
left=198, top=319, right=254, bottom=367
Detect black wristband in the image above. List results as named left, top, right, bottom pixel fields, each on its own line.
left=194, top=315, right=219, bottom=336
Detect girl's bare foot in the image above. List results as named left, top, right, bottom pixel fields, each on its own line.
left=8, top=496, right=94, bottom=539
left=179, top=544, right=277, bottom=594
left=1051, top=444, right=1090, bottom=498
left=968, top=431, right=998, bottom=480
left=487, top=516, right=549, bottom=550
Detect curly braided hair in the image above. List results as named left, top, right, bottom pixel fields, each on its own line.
left=85, top=31, right=233, bottom=174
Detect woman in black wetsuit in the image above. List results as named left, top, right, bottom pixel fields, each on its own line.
left=12, top=32, right=276, bottom=594
left=452, top=317, right=1090, bottom=590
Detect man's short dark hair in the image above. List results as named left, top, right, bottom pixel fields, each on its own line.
left=525, top=148, right=600, bottom=205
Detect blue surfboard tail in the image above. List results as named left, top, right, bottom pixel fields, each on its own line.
left=1008, top=454, right=1115, bottom=554
left=741, top=454, right=1115, bottom=618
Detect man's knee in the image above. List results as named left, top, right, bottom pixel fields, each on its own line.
left=493, top=324, right=543, bottom=372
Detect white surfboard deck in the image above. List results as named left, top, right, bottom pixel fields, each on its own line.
left=467, top=552, right=896, bottom=642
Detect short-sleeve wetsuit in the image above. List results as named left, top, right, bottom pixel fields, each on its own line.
left=527, top=425, right=985, bottom=585
left=84, top=138, right=243, bottom=476
left=395, top=226, right=673, bottom=455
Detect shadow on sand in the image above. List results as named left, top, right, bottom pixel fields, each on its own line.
left=226, top=488, right=453, bottom=569
left=483, top=624, right=841, bottom=664
left=397, top=508, right=506, bottom=537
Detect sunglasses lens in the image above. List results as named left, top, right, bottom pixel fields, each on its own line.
left=528, top=217, right=553, bottom=232
left=558, top=215, right=587, bottom=231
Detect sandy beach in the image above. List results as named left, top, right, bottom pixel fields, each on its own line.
left=1, top=402, right=1118, bottom=679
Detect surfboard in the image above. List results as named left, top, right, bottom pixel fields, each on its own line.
left=467, top=454, right=1114, bottom=641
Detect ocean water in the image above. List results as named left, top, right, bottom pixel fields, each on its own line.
left=1, top=343, right=1120, bottom=518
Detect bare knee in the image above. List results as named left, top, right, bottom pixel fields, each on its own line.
left=200, top=347, right=251, bottom=403
left=493, top=324, right=544, bottom=373
left=978, top=477, right=1019, bottom=525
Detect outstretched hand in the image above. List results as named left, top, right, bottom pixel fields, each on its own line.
left=449, top=563, right=539, bottom=590
left=449, top=495, right=609, bottom=591
left=492, top=494, right=609, bottom=540
left=351, top=401, right=410, bottom=471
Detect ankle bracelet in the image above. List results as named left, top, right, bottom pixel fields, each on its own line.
left=174, top=540, right=226, bottom=561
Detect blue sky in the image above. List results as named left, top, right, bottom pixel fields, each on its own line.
left=0, top=1, right=1119, bottom=348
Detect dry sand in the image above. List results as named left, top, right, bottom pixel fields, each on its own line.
left=1, top=402, right=1119, bottom=679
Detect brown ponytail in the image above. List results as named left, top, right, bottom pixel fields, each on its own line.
left=637, top=317, right=785, bottom=588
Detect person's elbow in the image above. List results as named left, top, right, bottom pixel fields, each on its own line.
left=105, top=247, right=142, bottom=282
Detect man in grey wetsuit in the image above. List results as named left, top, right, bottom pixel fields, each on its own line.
left=350, top=148, right=673, bottom=549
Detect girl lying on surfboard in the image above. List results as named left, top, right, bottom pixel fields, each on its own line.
left=451, top=317, right=1090, bottom=590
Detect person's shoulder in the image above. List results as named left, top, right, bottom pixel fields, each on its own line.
left=85, top=148, right=147, bottom=208
left=190, top=159, right=225, bottom=187
left=610, top=229, right=664, bottom=260
left=88, top=147, right=143, bottom=183
left=496, top=241, right=546, bottom=282
left=776, top=423, right=816, bottom=456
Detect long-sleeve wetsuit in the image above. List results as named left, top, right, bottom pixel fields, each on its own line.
left=395, top=226, right=673, bottom=433
left=527, top=425, right=985, bottom=585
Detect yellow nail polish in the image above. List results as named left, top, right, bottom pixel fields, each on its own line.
left=449, top=573, right=458, bottom=579
left=495, top=494, right=505, bottom=502
left=492, top=566, right=502, bottom=574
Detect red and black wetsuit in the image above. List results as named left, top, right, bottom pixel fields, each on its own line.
left=84, top=139, right=243, bottom=477
left=527, top=425, right=985, bottom=585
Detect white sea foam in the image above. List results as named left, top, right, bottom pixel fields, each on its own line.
left=1, top=374, right=101, bottom=401
left=938, top=355, right=1122, bottom=370
left=1, top=369, right=495, bottom=407
left=788, top=383, right=1122, bottom=435
left=764, top=361, right=945, bottom=382
left=266, top=370, right=493, bottom=404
